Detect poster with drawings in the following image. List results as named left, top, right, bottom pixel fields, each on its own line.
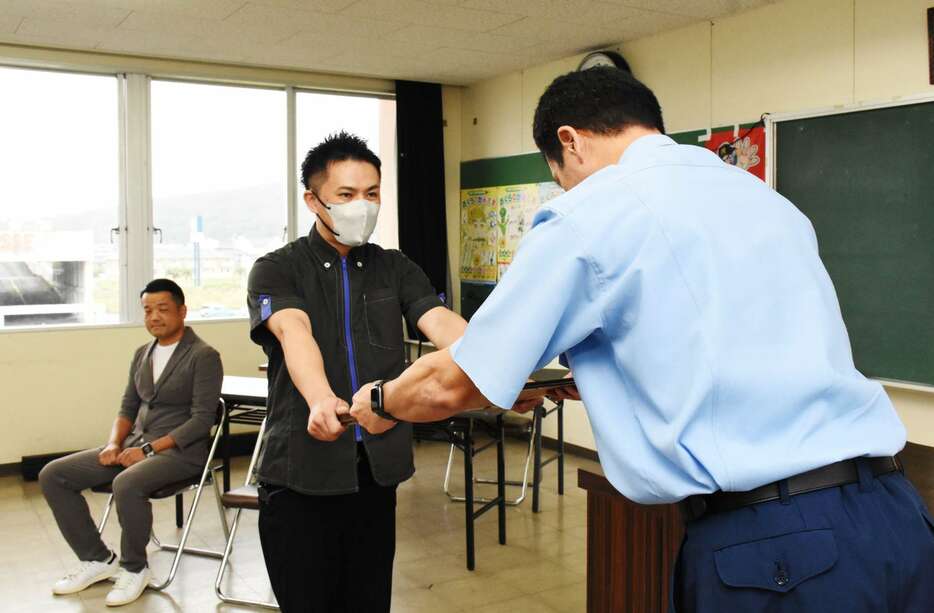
left=537, top=181, right=565, bottom=206
left=496, top=184, right=539, bottom=278
left=459, top=188, right=498, bottom=283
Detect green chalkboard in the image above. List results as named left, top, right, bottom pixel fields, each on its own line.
left=776, top=102, right=934, bottom=386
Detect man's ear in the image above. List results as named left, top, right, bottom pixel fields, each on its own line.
left=179, top=304, right=187, bottom=320
left=304, top=190, right=319, bottom=213
left=557, top=125, right=583, bottom=165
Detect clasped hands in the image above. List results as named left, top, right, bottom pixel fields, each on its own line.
left=305, top=394, right=396, bottom=442
left=97, top=443, right=146, bottom=467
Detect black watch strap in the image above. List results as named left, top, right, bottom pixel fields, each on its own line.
left=141, top=442, right=155, bottom=457
left=371, top=380, right=399, bottom=422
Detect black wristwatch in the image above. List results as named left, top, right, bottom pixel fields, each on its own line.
left=140, top=442, right=156, bottom=458
left=371, top=380, right=399, bottom=422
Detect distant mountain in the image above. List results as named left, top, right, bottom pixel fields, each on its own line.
left=52, top=184, right=294, bottom=246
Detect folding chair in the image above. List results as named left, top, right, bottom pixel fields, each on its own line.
left=94, top=400, right=230, bottom=591
left=443, top=398, right=565, bottom=512
left=214, top=417, right=278, bottom=609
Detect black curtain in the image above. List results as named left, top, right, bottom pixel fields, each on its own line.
left=395, top=81, right=449, bottom=308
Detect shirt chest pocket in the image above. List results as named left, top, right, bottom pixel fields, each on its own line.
left=364, top=288, right=404, bottom=350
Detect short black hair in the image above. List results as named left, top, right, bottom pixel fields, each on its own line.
left=300, top=131, right=381, bottom=190
left=532, top=67, right=665, bottom=165
left=140, top=278, right=185, bottom=306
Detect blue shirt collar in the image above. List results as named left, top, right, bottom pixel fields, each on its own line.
left=617, top=133, right=676, bottom=167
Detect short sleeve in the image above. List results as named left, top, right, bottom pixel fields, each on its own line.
left=394, top=252, right=445, bottom=330
left=247, top=255, right=308, bottom=348
left=450, top=213, right=603, bottom=408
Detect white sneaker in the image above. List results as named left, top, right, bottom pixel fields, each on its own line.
left=52, top=555, right=119, bottom=595
left=105, top=567, right=151, bottom=607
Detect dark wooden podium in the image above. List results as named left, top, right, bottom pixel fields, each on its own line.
left=578, top=442, right=934, bottom=613
left=578, top=469, right=683, bottom=613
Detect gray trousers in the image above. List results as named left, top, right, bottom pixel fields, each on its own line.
left=39, top=448, right=200, bottom=573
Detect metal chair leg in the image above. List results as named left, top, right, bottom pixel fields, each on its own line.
left=214, top=508, right=279, bottom=609
left=97, top=494, right=114, bottom=534
left=149, top=411, right=228, bottom=591
left=215, top=416, right=278, bottom=608
left=211, top=469, right=230, bottom=541
left=442, top=419, right=537, bottom=506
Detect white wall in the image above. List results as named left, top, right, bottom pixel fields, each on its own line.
left=453, top=0, right=934, bottom=450
left=0, top=320, right=265, bottom=464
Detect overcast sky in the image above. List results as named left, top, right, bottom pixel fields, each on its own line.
left=0, top=66, right=383, bottom=229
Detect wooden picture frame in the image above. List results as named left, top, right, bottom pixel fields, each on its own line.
left=928, top=8, right=934, bottom=84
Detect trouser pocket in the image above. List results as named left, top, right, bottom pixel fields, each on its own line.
left=714, top=529, right=838, bottom=594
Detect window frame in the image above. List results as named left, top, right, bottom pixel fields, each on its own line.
left=0, top=59, right=396, bottom=333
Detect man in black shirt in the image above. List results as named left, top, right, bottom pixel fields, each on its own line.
left=247, top=132, right=467, bottom=613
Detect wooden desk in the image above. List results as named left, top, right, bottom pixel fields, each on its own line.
left=219, top=376, right=268, bottom=491
left=578, top=469, right=683, bottom=613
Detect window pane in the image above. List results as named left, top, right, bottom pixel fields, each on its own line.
left=0, top=66, right=119, bottom=328
left=296, top=93, right=397, bottom=250
left=151, top=81, right=286, bottom=320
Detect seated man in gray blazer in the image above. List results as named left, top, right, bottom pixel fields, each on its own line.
left=39, top=279, right=223, bottom=607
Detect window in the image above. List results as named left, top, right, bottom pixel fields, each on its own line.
left=296, top=92, right=398, bottom=250
left=0, top=66, right=120, bottom=328
left=151, top=81, right=287, bottom=320
left=0, top=63, right=394, bottom=329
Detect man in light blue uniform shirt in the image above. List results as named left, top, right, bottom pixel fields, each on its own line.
left=351, top=67, right=934, bottom=611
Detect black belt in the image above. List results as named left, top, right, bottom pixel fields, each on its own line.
left=680, top=456, right=901, bottom=523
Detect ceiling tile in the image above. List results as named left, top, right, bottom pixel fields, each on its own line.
left=235, top=40, right=344, bottom=68
left=387, top=24, right=539, bottom=54
left=0, top=0, right=130, bottom=27
left=0, top=0, right=776, bottom=85
left=275, top=29, right=440, bottom=61
left=4, top=17, right=110, bottom=48
left=603, top=0, right=774, bottom=19
left=247, top=0, right=359, bottom=12
left=604, top=10, right=698, bottom=42
left=341, top=0, right=523, bottom=32
left=461, top=0, right=644, bottom=25
left=227, top=3, right=404, bottom=39
left=97, top=27, right=245, bottom=63
left=489, top=16, right=625, bottom=49
left=78, top=0, right=245, bottom=21
left=0, top=13, right=22, bottom=33
left=120, top=10, right=293, bottom=45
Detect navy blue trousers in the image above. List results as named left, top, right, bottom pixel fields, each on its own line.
left=672, top=461, right=934, bottom=612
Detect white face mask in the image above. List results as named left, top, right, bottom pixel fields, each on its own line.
left=316, top=196, right=380, bottom=247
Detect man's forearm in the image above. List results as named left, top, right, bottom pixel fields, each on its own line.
left=280, top=326, right=336, bottom=406
left=107, top=417, right=134, bottom=447
left=383, top=348, right=487, bottom=422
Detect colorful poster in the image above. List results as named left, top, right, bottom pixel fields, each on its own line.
left=496, top=184, right=539, bottom=266
left=705, top=126, right=765, bottom=180
left=459, top=188, right=498, bottom=283
left=537, top=181, right=565, bottom=206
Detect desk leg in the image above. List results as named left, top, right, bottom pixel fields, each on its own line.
left=557, top=401, right=565, bottom=496
left=496, top=414, right=506, bottom=546
left=222, top=408, right=231, bottom=493
left=463, top=424, right=475, bottom=571
left=175, top=494, right=183, bottom=528
left=533, top=405, right=543, bottom=513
